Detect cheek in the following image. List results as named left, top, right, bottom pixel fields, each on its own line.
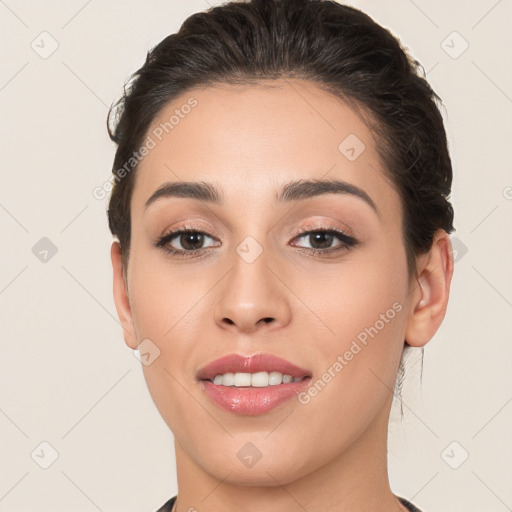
left=126, top=249, right=215, bottom=405
left=301, top=280, right=406, bottom=403
left=127, top=240, right=212, bottom=339
left=295, top=239, right=409, bottom=400
left=284, top=271, right=407, bottom=470
left=297, top=239, right=408, bottom=342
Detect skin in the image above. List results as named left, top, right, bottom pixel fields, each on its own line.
left=111, top=79, right=453, bottom=512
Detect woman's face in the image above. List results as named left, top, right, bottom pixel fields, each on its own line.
left=116, top=79, right=419, bottom=485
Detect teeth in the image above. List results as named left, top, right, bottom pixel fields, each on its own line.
left=211, top=371, right=305, bottom=387
left=234, top=372, right=252, bottom=386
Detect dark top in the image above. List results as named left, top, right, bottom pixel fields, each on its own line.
left=155, top=494, right=423, bottom=511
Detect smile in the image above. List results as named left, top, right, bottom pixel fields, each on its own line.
left=198, top=353, right=312, bottom=415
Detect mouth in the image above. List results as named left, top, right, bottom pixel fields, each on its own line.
left=197, top=352, right=312, bottom=383
left=197, top=352, right=312, bottom=415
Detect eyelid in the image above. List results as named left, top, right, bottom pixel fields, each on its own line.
left=157, top=219, right=218, bottom=237
left=289, top=217, right=354, bottom=239
left=158, top=218, right=353, bottom=242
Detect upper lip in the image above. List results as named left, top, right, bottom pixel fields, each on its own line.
left=197, top=353, right=312, bottom=381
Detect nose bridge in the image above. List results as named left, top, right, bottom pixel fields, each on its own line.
left=212, top=232, right=292, bottom=333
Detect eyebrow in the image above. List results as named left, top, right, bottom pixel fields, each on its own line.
left=144, top=178, right=379, bottom=216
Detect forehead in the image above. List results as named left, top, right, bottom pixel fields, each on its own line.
left=131, top=79, right=399, bottom=218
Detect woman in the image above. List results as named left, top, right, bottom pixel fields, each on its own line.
left=107, top=0, right=455, bottom=510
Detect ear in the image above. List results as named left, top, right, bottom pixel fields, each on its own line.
left=404, top=229, right=454, bottom=347
left=111, top=241, right=138, bottom=350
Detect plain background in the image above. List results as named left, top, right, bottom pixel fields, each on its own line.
left=1, top=1, right=511, bottom=511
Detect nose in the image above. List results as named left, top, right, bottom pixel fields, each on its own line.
left=212, top=247, right=292, bottom=335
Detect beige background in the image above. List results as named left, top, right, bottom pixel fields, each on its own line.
left=1, top=0, right=511, bottom=511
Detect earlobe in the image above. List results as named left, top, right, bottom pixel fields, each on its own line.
left=111, top=241, right=138, bottom=350
left=404, top=230, right=454, bottom=347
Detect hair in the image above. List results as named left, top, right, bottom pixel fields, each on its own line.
left=107, top=0, right=455, bottom=278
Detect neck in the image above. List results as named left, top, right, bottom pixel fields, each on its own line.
left=172, top=394, right=406, bottom=512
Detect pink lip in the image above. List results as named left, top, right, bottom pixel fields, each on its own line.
left=197, top=353, right=312, bottom=416
left=197, top=353, right=311, bottom=381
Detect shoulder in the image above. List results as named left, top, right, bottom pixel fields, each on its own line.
left=397, top=495, right=424, bottom=512
left=154, top=495, right=176, bottom=512
left=155, top=495, right=422, bottom=512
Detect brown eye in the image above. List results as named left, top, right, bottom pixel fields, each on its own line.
left=176, top=232, right=206, bottom=251
left=156, top=228, right=218, bottom=256
left=290, top=228, right=358, bottom=255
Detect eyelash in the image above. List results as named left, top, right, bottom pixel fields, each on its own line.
left=155, top=223, right=359, bottom=259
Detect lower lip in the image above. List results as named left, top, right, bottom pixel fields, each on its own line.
left=201, top=378, right=311, bottom=416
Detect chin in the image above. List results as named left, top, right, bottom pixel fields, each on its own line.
left=209, top=463, right=305, bottom=487
left=194, top=440, right=318, bottom=488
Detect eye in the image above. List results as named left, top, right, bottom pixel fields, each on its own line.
left=155, top=224, right=358, bottom=258
left=155, top=226, right=218, bottom=257
left=290, top=228, right=358, bottom=255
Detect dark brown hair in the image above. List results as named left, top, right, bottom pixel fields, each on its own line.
left=107, top=0, right=455, bottom=277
